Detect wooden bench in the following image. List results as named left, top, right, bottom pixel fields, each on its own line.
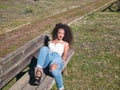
left=102, top=0, right=120, bottom=12
left=0, top=31, right=74, bottom=90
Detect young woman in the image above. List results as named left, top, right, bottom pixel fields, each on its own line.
left=34, top=23, right=73, bottom=90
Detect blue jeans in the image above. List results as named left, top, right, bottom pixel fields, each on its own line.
left=36, top=46, right=64, bottom=89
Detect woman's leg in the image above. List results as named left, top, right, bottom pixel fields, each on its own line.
left=34, top=46, right=50, bottom=85
left=36, top=46, right=49, bottom=68
left=49, top=53, right=64, bottom=90
left=50, top=64, right=64, bottom=90
left=36, top=46, right=50, bottom=78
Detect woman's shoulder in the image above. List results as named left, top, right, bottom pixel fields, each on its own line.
left=63, top=41, right=69, bottom=46
left=48, top=40, right=53, bottom=43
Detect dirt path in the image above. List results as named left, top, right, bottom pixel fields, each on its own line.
left=0, top=0, right=110, bottom=57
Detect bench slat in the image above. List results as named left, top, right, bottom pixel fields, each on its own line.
left=37, top=50, right=74, bottom=90
left=9, top=50, right=74, bottom=90
left=22, top=72, right=47, bottom=90
left=0, top=31, right=49, bottom=89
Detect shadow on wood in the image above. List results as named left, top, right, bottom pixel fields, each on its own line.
left=28, top=56, right=53, bottom=86
left=28, top=35, right=51, bottom=85
left=28, top=56, right=37, bottom=85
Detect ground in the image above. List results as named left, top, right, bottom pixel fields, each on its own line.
left=1, top=0, right=119, bottom=90
left=0, top=0, right=111, bottom=57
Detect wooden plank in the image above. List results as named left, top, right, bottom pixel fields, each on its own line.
left=0, top=52, right=35, bottom=89
left=9, top=64, right=48, bottom=90
left=0, top=31, right=49, bottom=89
left=22, top=73, right=47, bottom=90
left=9, top=72, right=39, bottom=90
left=37, top=76, right=55, bottom=90
left=37, top=50, right=74, bottom=90
left=102, top=0, right=118, bottom=11
left=0, top=31, right=49, bottom=73
left=9, top=72, right=30, bottom=90
left=9, top=50, right=74, bottom=90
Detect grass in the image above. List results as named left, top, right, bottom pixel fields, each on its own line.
left=1, top=0, right=119, bottom=90
left=0, top=0, right=105, bottom=34
left=52, top=12, right=120, bottom=90
left=0, top=0, right=111, bottom=57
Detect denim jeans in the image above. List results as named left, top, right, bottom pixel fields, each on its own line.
left=36, top=46, right=64, bottom=89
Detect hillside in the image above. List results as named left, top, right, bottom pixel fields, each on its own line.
left=0, top=0, right=111, bottom=57
left=58, top=11, right=120, bottom=90
left=1, top=0, right=119, bottom=90
left=0, top=0, right=97, bottom=34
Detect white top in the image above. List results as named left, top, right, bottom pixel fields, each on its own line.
left=48, top=42, right=64, bottom=56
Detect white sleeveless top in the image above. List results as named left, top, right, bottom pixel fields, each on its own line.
left=48, top=42, right=64, bottom=56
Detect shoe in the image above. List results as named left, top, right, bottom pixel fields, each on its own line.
left=58, top=87, right=65, bottom=90
left=33, top=69, right=42, bottom=86
left=34, top=77, right=41, bottom=86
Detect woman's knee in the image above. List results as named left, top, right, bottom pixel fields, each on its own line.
left=50, top=64, right=58, bottom=71
left=50, top=64, right=60, bottom=76
left=40, top=46, right=49, bottom=52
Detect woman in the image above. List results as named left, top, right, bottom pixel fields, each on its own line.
left=34, top=23, right=73, bottom=90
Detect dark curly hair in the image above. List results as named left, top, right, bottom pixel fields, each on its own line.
left=52, top=23, right=73, bottom=46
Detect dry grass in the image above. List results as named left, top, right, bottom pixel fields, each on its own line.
left=0, top=0, right=104, bottom=34
left=1, top=0, right=119, bottom=90
left=58, top=12, right=120, bottom=90
left=0, top=0, right=111, bottom=58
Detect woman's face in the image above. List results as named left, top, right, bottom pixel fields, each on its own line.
left=57, top=28, right=65, bottom=40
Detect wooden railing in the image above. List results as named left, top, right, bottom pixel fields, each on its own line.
left=0, top=31, right=49, bottom=89
left=102, top=0, right=120, bottom=12
left=0, top=31, right=74, bottom=90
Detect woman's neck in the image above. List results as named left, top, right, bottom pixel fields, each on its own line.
left=54, top=39, right=63, bottom=42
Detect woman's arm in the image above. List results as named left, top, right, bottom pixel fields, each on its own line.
left=62, top=42, right=69, bottom=63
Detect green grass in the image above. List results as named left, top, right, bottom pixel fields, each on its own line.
left=1, top=1, right=119, bottom=89
left=52, top=12, right=120, bottom=90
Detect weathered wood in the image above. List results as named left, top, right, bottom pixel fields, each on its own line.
left=102, top=0, right=119, bottom=12
left=9, top=50, right=74, bottom=90
left=37, top=75, right=55, bottom=90
left=62, top=67, right=68, bottom=76
left=1, top=29, right=74, bottom=90
left=37, top=50, right=74, bottom=90
left=21, top=70, right=48, bottom=90
left=0, top=31, right=49, bottom=89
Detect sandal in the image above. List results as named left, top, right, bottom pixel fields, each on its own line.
left=34, top=77, right=41, bottom=85
left=34, top=69, right=42, bottom=86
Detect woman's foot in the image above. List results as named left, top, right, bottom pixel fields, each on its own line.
left=59, top=87, right=65, bottom=90
left=34, top=77, right=41, bottom=85
left=34, top=68, right=42, bottom=85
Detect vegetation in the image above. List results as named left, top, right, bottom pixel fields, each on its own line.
left=55, top=11, right=120, bottom=90
left=1, top=0, right=120, bottom=90
left=0, top=0, right=110, bottom=57
left=0, top=0, right=98, bottom=34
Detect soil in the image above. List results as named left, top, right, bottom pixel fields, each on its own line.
left=0, top=0, right=110, bottom=58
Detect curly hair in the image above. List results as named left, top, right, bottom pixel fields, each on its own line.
left=52, top=23, right=73, bottom=46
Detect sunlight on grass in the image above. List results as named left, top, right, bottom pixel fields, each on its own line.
left=61, top=12, right=120, bottom=90
left=0, top=0, right=107, bottom=34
